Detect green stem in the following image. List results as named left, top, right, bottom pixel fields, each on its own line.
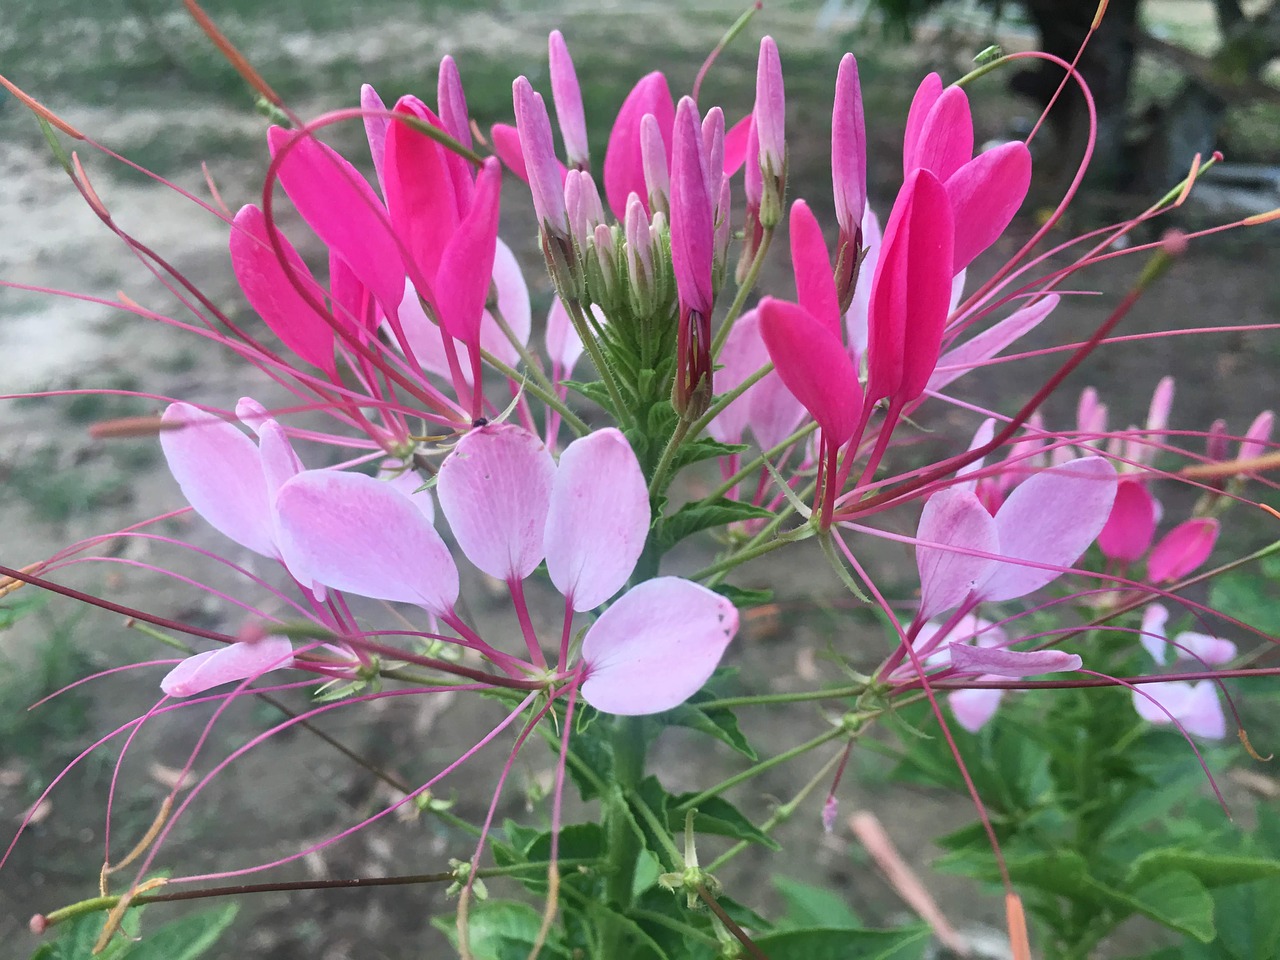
left=674, top=726, right=844, bottom=812
left=703, top=423, right=818, bottom=503
left=564, top=297, right=629, bottom=424
left=690, top=535, right=791, bottom=583
left=646, top=417, right=692, bottom=499
left=480, top=347, right=588, bottom=436
left=489, top=306, right=560, bottom=400
left=711, top=230, right=773, bottom=359
left=697, top=683, right=869, bottom=712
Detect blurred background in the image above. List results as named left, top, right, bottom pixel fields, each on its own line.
left=1, top=1, right=1278, bottom=957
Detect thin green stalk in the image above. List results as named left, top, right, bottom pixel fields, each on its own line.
left=682, top=361, right=774, bottom=444
left=488, top=306, right=560, bottom=399
left=564, top=297, right=629, bottom=423
left=628, top=787, right=685, bottom=868
left=481, top=347, right=588, bottom=436
left=674, top=726, right=845, bottom=812
left=706, top=738, right=851, bottom=873
left=646, top=417, right=692, bottom=499
left=698, top=683, right=870, bottom=711
left=703, top=424, right=818, bottom=503
left=711, top=230, right=773, bottom=358
left=691, top=535, right=791, bottom=583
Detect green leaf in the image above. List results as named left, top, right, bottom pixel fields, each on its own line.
left=1208, top=555, right=1280, bottom=636
left=562, top=379, right=617, bottom=413
left=773, top=875, right=863, bottom=930
left=751, top=925, right=932, bottom=960
left=432, top=900, right=569, bottom=960
left=672, top=438, right=747, bottom=472
left=654, top=498, right=773, bottom=551
left=31, top=911, right=139, bottom=960
left=652, top=692, right=757, bottom=760
left=632, top=848, right=663, bottom=900
left=1124, top=871, right=1216, bottom=943
left=669, top=794, right=779, bottom=849
left=711, top=583, right=773, bottom=609
left=126, top=905, right=238, bottom=960
left=1127, top=849, right=1280, bottom=891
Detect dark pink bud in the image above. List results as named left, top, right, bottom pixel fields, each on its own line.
left=1148, top=518, right=1219, bottom=583
left=670, top=97, right=715, bottom=318
left=754, top=36, right=785, bottom=174
left=640, top=113, right=671, bottom=215
left=1205, top=418, right=1230, bottom=463
left=1240, top=410, right=1275, bottom=462
left=514, top=76, right=569, bottom=239
left=549, top=30, right=590, bottom=169
left=831, top=53, right=866, bottom=238
left=564, top=168, right=605, bottom=249
left=1098, top=478, right=1157, bottom=563
left=604, top=72, right=675, bottom=220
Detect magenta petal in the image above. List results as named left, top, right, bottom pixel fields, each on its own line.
left=160, top=403, right=277, bottom=559
left=929, top=295, right=1058, bottom=392
left=490, top=122, right=529, bottom=183
left=275, top=471, right=458, bottom=613
left=948, top=643, right=1081, bottom=678
left=902, top=73, right=943, bottom=177
left=229, top=205, right=336, bottom=375
left=1098, top=478, right=1157, bottom=563
left=580, top=578, right=738, bottom=715
left=945, top=141, right=1032, bottom=273
left=437, top=55, right=473, bottom=149
left=949, top=686, right=1003, bottom=732
left=436, top=423, right=555, bottom=581
left=789, top=200, right=840, bottom=337
left=670, top=97, right=715, bottom=317
left=1147, top=518, right=1219, bottom=583
left=916, top=487, right=998, bottom=620
left=723, top=113, right=753, bottom=177
left=546, top=429, right=650, bottom=610
left=434, top=157, right=502, bottom=349
left=603, top=72, right=675, bottom=219
left=980, top=456, right=1118, bottom=602
left=904, top=85, right=973, bottom=181
left=360, top=83, right=389, bottom=193
left=759, top=297, right=861, bottom=446
left=383, top=98, right=461, bottom=287
left=161, top=636, right=294, bottom=699
left=267, top=126, right=404, bottom=316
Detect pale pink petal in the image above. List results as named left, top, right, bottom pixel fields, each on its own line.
left=980, top=456, right=1117, bottom=602
left=274, top=470, right=458, bottom=613
left=929, top=295, right=1058, bottom=391
left=437, top=55, right=473, bottom=149
left=831, top=52, right=867, bottom=238
left=549, top=30, right=589, bottom=167
left=1140, top=603, right=1170, bottom=663
left=1239, top=410, right=1274, bottom=461
left=949, top=685, right=1003, bottom=732
left=1147, top=518, right=1218, bottom=583
left=545, top=298, right=587, bottom=374
left=948, top=643, right=1081, bottom=677
left=1133, top=681, right=1193, bottom=725
left=161, top=636, right=294, bottom=698
left=1180, top=681, right=1227, bottom=739
left=160, top=403, right=277, bottom=559
left=916, top=487, right=998, bottom=620
left=955, top=418, right=995, bottom=492
left=580, top=578, right=738, bottom=715
left=229, top=205, right=336, bottom=375
left=1175, top=630, right=1237, bottom=667
left=1098, top=478, right=1157, bottom=563
left=753, top=36, right=785, bottom=173
left=379, top=466, right=436, bottom=523
left=436, top=423, right=555, bottom=581
left=546, top=429, right=649, bottom=610
left=844, top=205, right=881, bottom=356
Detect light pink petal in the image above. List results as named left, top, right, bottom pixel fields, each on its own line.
left=603, top=71, right=675, bottom=220
left=546, top=429, right=649, bottom=610
left=436, top=423, right=555, bottom=581
left=948, top=643, right=1081, bottom=677
left=1133, top=680, right=1194, bottom=725
left=1175, top=630, right=1237, bottom=667
left=929, top=295, right=1059, bottom=391
left=274, top=470, right=458, bottom=613
left=916, top=487, right=998, bottom=620
left=789, top=199, right=840, bottom=338
left=955, top=418, right=995, bottom=492
left=944, top=141, right=1032, bottom=273
left=710, top=309, right=805, bottom=451
left=1147, top=518, right=1219, bottom=583
left=580, top=578, right=738, bottom=715
left=549, top=31, right=589, bottom=167
left=904, top=85, right=973, bottom=181
left=234, top=397, right=271, bottom=435
left=256, top=420, right=303, bottom=503
left=161, top=636, right=294, bottom=699
left=392, top=279, right=455, bottom=383
left=844, top=205, right=881, bottom=356
left=514, top=77, right=569, bottom=235
left=1180, top=681, right=1227, bottom=739
left=482, top=238, right=531, bottom=366
left=229, top=205, right=336, bottom=375
left=546, top=298, right=586, bottom=374
left=949, top=686, right=1004, bottom=732
left=267, top=126, right=404, bottom=316
left=753, top=36, right=785, bottom=173
left=380, top=466, right=436, bottom=522
left=902, top=73, right=943, bottom=177
left=1098, top=478, right=1157, bottom=563
left=437, top=55, right=474, bottom=149
left=1140, top=603, right=1170, bottom=663
left=759, top=296, right=861, bottom=446
left=489, top=122, right=529, bottom=183
left=1239, top=410, right=1274, bottom=461
left=831, top=52, right=867, bottom=237
left=980, top=456, right=1118, bottom=602
left=160, top=403, right=277, bottom=559
left=360, top=83, right=389, bottom=194
left=866, top=169, right=954, bottom=405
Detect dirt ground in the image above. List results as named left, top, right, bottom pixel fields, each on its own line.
left=1, top=2, right=1278, bottom=958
